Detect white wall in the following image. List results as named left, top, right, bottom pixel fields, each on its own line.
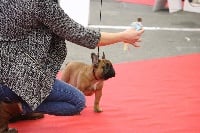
left=59, top=0, right=90, bottom=27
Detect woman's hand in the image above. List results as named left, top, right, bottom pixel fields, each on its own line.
left=121, top=28, right=145, bottom=47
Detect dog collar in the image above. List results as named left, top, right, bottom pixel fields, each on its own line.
left=93, top=68, right=98, bottom=80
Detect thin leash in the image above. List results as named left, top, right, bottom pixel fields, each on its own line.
left=92, top=0, right=102, bottom=80
left=97, top=0, right=103, bottom=59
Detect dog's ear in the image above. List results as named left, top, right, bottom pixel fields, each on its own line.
left=102, top=52, right=106, bottom=59
left=91, top=53, right=99, bottom=67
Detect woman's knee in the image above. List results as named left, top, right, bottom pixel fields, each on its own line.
left=37, top=79, right=86, bottom=115
left=75, top=94, right=86, bottom=113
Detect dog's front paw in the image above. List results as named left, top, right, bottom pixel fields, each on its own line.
left=94, top=106, right=103, bottom=113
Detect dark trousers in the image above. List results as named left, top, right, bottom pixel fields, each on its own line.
left=0, top=79, right=86, bottom=116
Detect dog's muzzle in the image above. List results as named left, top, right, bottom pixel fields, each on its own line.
left=102, top=63, right=115, bottom=80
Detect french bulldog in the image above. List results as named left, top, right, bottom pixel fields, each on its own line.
left=61, top=52, right=115, bottom=112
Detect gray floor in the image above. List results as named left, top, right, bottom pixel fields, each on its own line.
left=62, top=0, right=200, bottom=69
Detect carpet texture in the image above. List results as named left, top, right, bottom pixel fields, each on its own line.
left=10, top=54, right=200, bottom=133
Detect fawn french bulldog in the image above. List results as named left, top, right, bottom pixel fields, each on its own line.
left=61, top=52, right=115, bottom=112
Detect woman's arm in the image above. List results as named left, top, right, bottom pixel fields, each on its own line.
left=34, top=0, right=144, bottom=49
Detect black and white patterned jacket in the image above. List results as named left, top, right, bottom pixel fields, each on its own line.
left=0, top=0, right=100, bottom=110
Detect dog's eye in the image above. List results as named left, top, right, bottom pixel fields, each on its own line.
left=106, top=63, right=111, bottom=68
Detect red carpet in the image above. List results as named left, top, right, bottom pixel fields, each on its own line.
left=10, top=54, right=200, bottom=133
left=116, top=0, right=155, bottom=6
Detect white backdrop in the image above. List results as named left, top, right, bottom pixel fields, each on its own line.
left=59, top=0, right=90, bottom=27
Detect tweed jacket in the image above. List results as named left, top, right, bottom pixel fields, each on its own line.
left=0, top=0, right=100, bottom=110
